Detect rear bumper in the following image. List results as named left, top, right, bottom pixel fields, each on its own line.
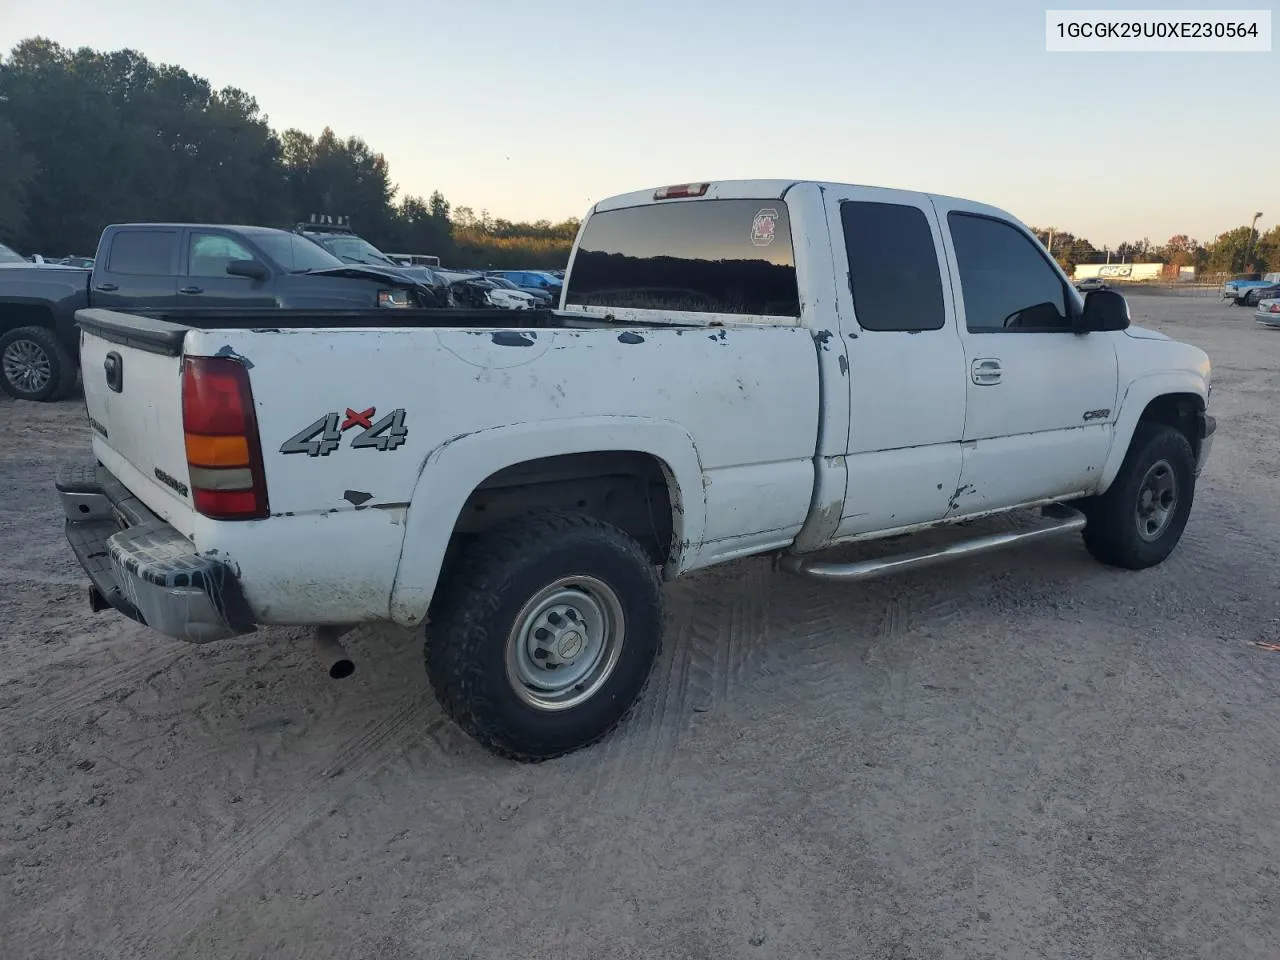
left=56, top=460, right=256, bottom=643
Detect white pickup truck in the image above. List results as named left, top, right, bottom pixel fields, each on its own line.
left=57, top=179, right=1215, bottom=762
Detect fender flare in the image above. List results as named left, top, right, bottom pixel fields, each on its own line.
left=387, top=416, right=707, bottom=626
left=1099, top=371, right=1208, bottom=490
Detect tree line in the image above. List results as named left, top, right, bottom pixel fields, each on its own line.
left=0, top=38, right=579, bottom=268
left=1032, top=223, right=1278, bottom=278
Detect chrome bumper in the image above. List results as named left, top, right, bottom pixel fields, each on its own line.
left=56, top=460, right=256, bottom=643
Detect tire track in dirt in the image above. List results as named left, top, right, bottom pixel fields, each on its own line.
left=0, top=645, right=185, bottom=734
left=559, top=583, right=698, bottom=812
left=0, top=566, right=87, bottom=587
left=728, top=558, right=774, bottom=694
left=618, top=560, right=776, bottom=804
left=104, top=693, right=443, bottom=960
left=681, top=571, right=732, bottom=714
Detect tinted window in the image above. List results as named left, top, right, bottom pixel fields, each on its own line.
left=188, top=232, right=255, bottom=277
left=841, top=201, right=944, bottom=332
left=107, top=230, right=178, bottom=276
left=253, top=233, right=343, bottom=273
left=566, top=198, right=800, bottom=317
left=948, top=214, right=1070, bottom=332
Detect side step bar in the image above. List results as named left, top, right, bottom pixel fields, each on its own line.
left=778, top=505, right=1086, bottom=582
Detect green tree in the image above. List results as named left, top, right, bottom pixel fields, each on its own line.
left=1, top=38, right=289, bottom=252
left=0, top=114, right=35, bottom=240
left=378, top=193, right=453, bottom=260
left=1254, top=226, right=1280, bottom=275
left=1206, top=226, right=1265, bottom=274
left=2, top=34, right=584, bottom=269
left=428, top=190, right=450, bottom=222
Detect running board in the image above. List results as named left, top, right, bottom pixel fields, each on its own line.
left=778, top=505, right=1086, bottom=582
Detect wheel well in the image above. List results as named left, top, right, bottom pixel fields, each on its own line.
left=450, top=452, right=677, bottom=565
left=0, top=304, right=58, bottom=335
left=1138, top=393, right=1204, bottom=458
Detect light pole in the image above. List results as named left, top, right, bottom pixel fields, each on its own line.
left=1241, top=211, right=1263, bottom=273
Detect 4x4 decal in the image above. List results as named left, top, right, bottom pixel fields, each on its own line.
left=279, top=407, right=408, bottom=457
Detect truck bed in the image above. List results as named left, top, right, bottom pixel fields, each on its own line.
left=75, top=308, right=677, bottom=353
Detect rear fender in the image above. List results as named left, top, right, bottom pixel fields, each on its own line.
left=388, top=416, right=706, bottom=626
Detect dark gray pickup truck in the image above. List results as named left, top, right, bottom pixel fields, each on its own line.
left=0, top=223, right=443, bottom=401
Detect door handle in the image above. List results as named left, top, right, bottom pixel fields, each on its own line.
left=95, top=282, right=118, bottom=292
left=179, top=286, right=203, bottom=295
left=971, top=358, right=1003, bottom=385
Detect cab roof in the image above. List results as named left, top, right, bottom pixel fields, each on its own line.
left=590, top=179, right=1011, bottom=222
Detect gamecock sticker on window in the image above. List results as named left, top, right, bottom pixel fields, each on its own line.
left=751, top=208, right=778, bottom=247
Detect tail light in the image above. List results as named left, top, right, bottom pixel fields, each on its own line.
left=181, top=356, right=269, bottom=520
left=653, top=182, right=709, bottom=200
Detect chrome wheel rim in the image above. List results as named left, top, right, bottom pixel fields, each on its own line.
left=1136, top=459, right=1178, bottom=542
left=504, top=575, right=625, bottom=712
left=2, top=338, right=52, bottom=394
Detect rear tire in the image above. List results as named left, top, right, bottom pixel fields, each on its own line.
left=0, top=326, right=77, bottom=402
left=424, top=511, right=664, bottom=762
left=1077, top=423, right=1196, bottom=570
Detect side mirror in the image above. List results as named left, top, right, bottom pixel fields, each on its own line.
left=1078, top=288, right=1130, bottom=332
left=226, top=259, right=268, bottom=281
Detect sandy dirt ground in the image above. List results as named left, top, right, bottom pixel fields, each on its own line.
left=2, top=293, right=1279, bottom=960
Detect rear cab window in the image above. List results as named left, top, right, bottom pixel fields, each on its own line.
left=106, top=230, right=180, bottom=275
left=841, top=201, right=945, bottom=333
left=564, top=198, right=800, bottom=323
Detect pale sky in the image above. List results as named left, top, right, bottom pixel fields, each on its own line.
left=1, top=0, right=1275, bottom=246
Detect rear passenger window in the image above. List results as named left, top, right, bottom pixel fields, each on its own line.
left=841, top=201, right=945, bottom=332
left=565, top=199, right=800, bottom=318
left=107, top=230, right=178, bottom=276
left=948, top=213, right=1070, bottom=332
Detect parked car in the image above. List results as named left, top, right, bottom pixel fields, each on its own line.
left=487, top=269, right=563, bottom=301
left=56, top=178, right=1213, bottom=763
left=0, top=223, right=440, bottom=401
left=293, top=219, right=450, bottom=300
left=58, top=256, right=96, bottom=269
left=1240, top=276, right=1280, bottom=307
left=1255, top=297, right=1280, bottom=328
left=484, top=274, right=553, bottom=306
left=1222, top=272, right=1280, bottom=306
left=436, top=272, right=538, bottom=310
left=1074, top=276, right=1108, bottom=293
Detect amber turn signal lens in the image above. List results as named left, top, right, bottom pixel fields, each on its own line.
left=185, top=433, right=251, bottom=468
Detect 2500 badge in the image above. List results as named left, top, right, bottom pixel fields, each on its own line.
left=280, top=406, right=408, bottom=457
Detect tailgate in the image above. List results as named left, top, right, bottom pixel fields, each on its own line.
left=77, top=309, right=198, bottom=536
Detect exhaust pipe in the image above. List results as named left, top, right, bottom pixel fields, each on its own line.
left=314, top=626, right=355, bottom=680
